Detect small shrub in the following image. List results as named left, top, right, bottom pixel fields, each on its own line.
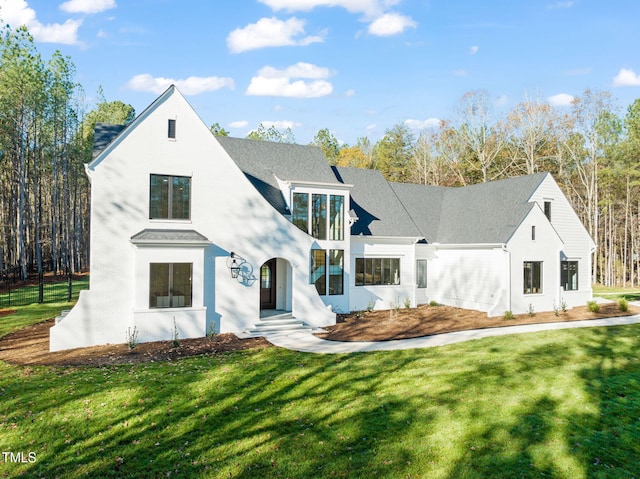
left=528, top=303, right=535, bottom=317
left=172, top=317, right=180, bottom=348
left=587, top=301, right=600, bottom=313
left=618, top=298, right=629, bottom=312
left=553, top=301, right=560, bottom=317
left=206, top=321, right=217, bottom=341
left=429, top=300, right=440, bottom=307
left=366, top=298, right=375, bottom=312
left=503, top=310, right=514, bottom=320
left=125, top=326, right=139, bottom=350
left=404, top=296, right=411, bottom=309
left=561, top=299, right=568, bottom=313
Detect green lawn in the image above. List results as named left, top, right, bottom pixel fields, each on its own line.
left=593, top=284, right=640, bottom=302
left=1, top=302, right=639, bottom=478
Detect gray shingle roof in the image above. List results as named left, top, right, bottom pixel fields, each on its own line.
left=130, top=229, right=210, bottom=245
left=390, top=172, right=549, bottom=244
left=333, top=167, right=423, bottom=237
left=93, top=123, right=126, bottom=159
left=216, top=136, right=342, bottom=215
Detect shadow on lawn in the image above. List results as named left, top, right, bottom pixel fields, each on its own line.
left=6, top=326, right=640, bottom=478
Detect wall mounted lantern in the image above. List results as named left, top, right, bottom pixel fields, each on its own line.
left=229, top=252, right=241, bottom=278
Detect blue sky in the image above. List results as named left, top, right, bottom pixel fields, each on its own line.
left=1, top=0, right=639, bottom=144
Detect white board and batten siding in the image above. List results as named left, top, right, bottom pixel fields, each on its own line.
left=528, top=174, right=595, bottom=308
left=422, top=246, right=509, bottom=316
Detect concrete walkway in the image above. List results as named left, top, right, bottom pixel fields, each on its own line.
left=262, top=314, right=640, bottom=354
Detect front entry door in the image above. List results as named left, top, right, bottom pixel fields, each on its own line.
left=260, top=259, right=277, bottom=310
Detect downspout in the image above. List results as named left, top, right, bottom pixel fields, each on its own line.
left=503, top=244, right=511, bottom=313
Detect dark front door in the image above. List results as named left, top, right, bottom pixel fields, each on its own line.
left=260, top=259, right=277, bottom=310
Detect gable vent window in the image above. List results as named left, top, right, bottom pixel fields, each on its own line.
left=168, top=119, right=176, bottom=139
left=531, top=225, right=536, bottom=241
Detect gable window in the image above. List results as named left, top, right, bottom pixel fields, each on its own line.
left=561, top=261, right=578, bottom=291
left=329, top=195, right=344, bottom=240
left=168, top=119, right=176, bottom=139
left=416, top=260, right=427, bottom=288
left=544, top=201, right=551, bottom=221
left=523, top=261, right=542, bottom=294
left=531, top=226, right=536, bottom=241
left=150, top=263, right=192, bottom=308
left=355, top=258, right=400, bottom=286
left=150, top=174, right=191, bottom=220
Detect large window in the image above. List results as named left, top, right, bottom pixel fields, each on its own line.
left=292, top=192, right=345, bottom=241
left=292, top=193, right=309, bottom=233
left=150, top=174, right=191, bottom=220
left=311, top=194, right=327, bottom=240
left=416, top=260, right=427, bottom=288
left=330, top=195, right=344, bottom=240
left=150, top=263, right=192, bottom=308
left=355, top=258, right=400, bottom=286
left=329, top=250, right=344, bottom=295
left=523, top=261, right=542, bottom=294
left=310, top=250, right=326, bottom=295
left=311, top=249, right=344, bottom=296
left=561, top=261, right=578, bottom=291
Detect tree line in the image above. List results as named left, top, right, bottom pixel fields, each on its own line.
left=0, top=25, right=134, bottom=281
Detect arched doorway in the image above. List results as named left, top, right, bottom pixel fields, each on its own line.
left=260, top=259, right=277, bottom=310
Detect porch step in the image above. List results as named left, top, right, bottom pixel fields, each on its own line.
left=246, top=314, right=313, bottom=336
left=54, top=310, right=71, bottom=324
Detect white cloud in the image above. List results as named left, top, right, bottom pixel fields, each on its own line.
left=260, top=120, right=301, bottom=129
left=452, top=69, right=468, bottom=77
left=547, top=93, right=575, bottom=106
left=258, top=0, right=397, bottom=18
left=126, top=74, right=235, bottom=95
left=368, top=12, right=416, bottom=36
left=345, top=89, right=356, bottom=97
left=246, top=62, right=334, bottom=98
left=229, top=121, right=249, bottom=129
left=470, top=45, right=479, bottom=55
left=227, top=17, right=323, bottom=53
left=405, top=118, right=441, bottom=130
left=60, top=0, right=116, bottom=14
left=0, top=0, right=82, bottom=44
left=613, top=68, right=640, bottom=87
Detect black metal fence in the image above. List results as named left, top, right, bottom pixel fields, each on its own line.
left=0, top=271, right=89, bottom=308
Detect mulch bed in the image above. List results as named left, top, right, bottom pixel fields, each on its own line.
left=0, top=302, right=637, bottom=366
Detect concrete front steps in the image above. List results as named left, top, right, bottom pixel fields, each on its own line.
left=245, top=311, right=314, bottom=336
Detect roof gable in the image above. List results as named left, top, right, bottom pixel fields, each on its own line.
left=217, top=136, right=341, bottom=215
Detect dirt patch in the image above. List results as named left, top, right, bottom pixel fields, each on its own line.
left=0, top=319, right=272, bottom=367
left=1, top=302, right=637, bottom=366
left=316, top=302, right=640, bottom=342
left=0, top=309, right=17, bottom=318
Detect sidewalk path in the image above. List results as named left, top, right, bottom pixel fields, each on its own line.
left=263, top=314, right=640, bottom=354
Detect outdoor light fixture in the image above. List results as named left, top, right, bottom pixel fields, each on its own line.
left=229, top=252, right=241, bottom=279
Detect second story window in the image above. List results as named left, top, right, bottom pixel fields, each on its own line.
left=150, top=174, right=191, bottom=220
left=168, top=119, right=176, bottom=139
left=292, top=192, right=345, bottom=241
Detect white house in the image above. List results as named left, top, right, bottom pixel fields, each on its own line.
left=49, top=86, right=595, bottom=351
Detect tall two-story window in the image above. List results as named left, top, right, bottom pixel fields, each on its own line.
left=328, top=249, right=344, bottom=295
left=310, top=249, right=326, bottom=295
left=329, top=195, right=344, bottom=240
left=311, top=249, right=344, bottom=296
left=150, top=263, right=192, bottom=308
left=149, top=175, right=191, bottom=220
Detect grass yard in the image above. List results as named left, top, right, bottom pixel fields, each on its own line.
left=593, top=284, right=640, bottom=302
left=1, top=304, right=640, bottom=478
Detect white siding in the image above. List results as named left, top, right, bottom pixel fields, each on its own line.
left=528, top=175, right=594, bottom=308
